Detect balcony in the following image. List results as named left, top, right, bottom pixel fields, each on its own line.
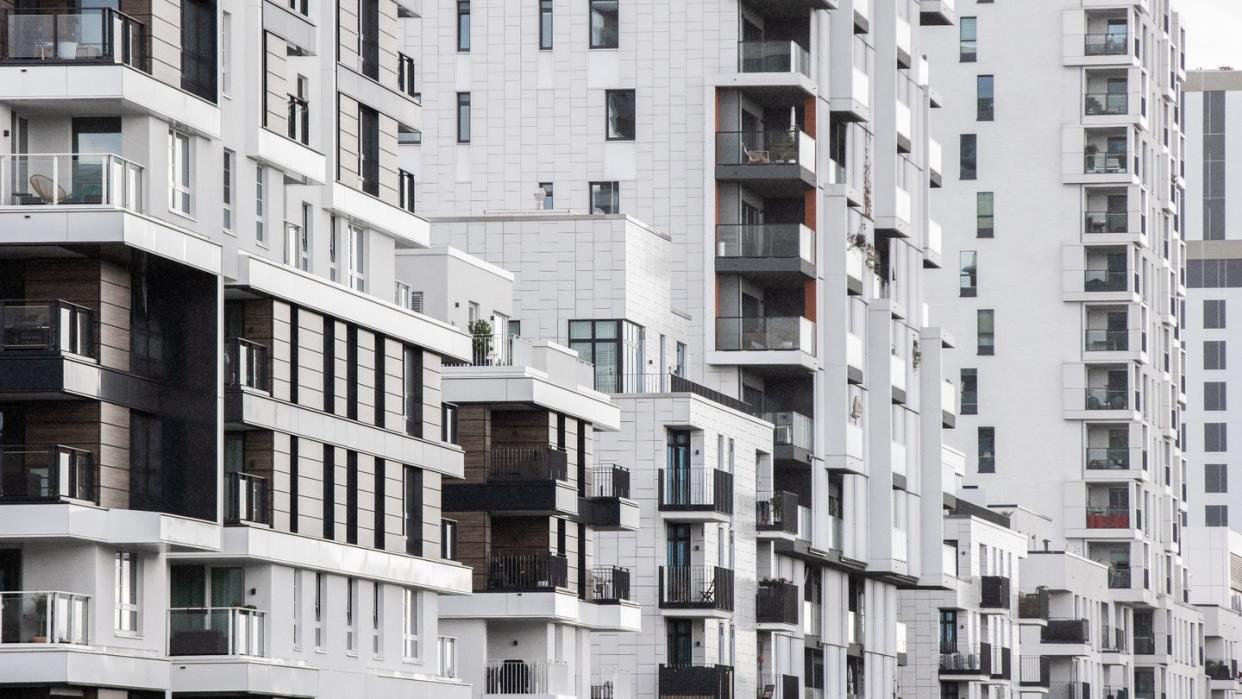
left=1019, top=655, right=1049, bottom=688
left=658, top=468, right=732, bottom=517
left=0, top=7, right=146, bottom=69
left=1084, top=328, right=1128, bottom=351
left=1084, top=387, right=1127, bottom=410
left=756, top=579, right=799, bottom=626
left=0, top=591, right=88, bottom=644
left=488, top=446, right=568, bottom=482
left=1085, top=32, right=1128, bottom=57
left=487, top=552, right=568, bottom=593
left=224, top=338, right=271, bottom=393
left=1133, top=634, right=1155, bottom=655
left=586, top=566, right=631, bottom=604
left=737, top=40, right=810, bottom=77
left=1085, top=447, right=1142, bottom=471
left=1084, top=210, right=1129, bottom=234
left=766, top=410, right=813, bottom=464
left=1086, top=505, right=1130, bottom=529
left=1041, top=618, right=1090, bottom=644
left=591, top=670, right=632, bottom=699
left=168, top=607, right=265, bottom=657
left=0, top=299, right=93, bottom=361
left=484, top=659, right=571, bottom=696
left=981, top=575, right=1011, bottom=609
left=715, top=129, right=816, bottom=192
left=715, top=224, right=815, bottom=279
left=755, top=674, right=799, bottom=699
left=659, top=565, right=734, bottom=612
left=1018, top=590, right=1049, bottom=622
left=756, top=490, right=800, bottom=536
left=225, top=472, right=270, bottom=526
left=0, top=153, right=142, bottom=211
left=1085, top=92, right=1128, bottom=116
left=1206, top=660, right=1237, bottom=682
left=939, top=641, right=991, bottom=675
left=582, top=464, right=636, bottom=530
left=1101, top=626, right=1126, bottom=652
left=444, top=446, right=576, bottom=515
left=658, top=664, right=733, bottom=699
left=0, top=445, right=96, bottom=503
left=1082, top=269, right=1127, bottom=293
left=715, top=316, right=815, bottom=354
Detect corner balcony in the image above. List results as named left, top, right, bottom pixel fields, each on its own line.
left=658, top=565, right=734, bottom=615
left=0, top=299, right=103, bottom=398
left=581, top=464, right=638, bottom=531
left=766, top=410, right=813, bottom=464
left=1040, top=618, right=1091, bottom=653
left=756, top=579, right=799, bottom=628
left=0, top=152, right=141, bottom=210
left=487, top=552, right=569, bottom=593
left=713, top=316, right=816, bottom=369
left=168, top=607, right=265, bottom=657
left=442, top=446, right=577, bottom=516
left=658, top=468, right=733, bottom=521
left=715, top=224, right=815, bottom=280
left=0, top=445, right=96, bottom=504
left=756, top=490, right=801, bottom=538
left=980, top=575, right=1011, bottom=611
left=0, top=591, right=89, bottom=645
left=715, top=129, right=816, bottom=193
left=939, top=641, right=992, bottom=677
left=737, top=40, right=810, bottom=78
left=658, top=664, right=733, bottom=699
left=1018, top=590, right=1049, bottom=625
left=484, top=659, right=571, bottom=697
left=1084, top=447, right=1145, bottom=473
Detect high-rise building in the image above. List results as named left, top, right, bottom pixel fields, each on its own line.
left=403, top=1, right=958, bottom=697
left=923, top=0, right=1199, bottom=695
left=0, top=0, right=472, bottom=695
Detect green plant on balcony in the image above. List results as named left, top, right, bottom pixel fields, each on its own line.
left=468, top=318, right=494, bottom=364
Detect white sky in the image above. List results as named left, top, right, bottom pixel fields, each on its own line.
left=1179, top=0, right=1242, bottom=70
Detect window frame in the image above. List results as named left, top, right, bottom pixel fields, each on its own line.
left=539, top=0, right=553, bottom=50
left=255, top=165, right=266, bottom=245
left=1205, top=463, right=1228, bottom=494
left=976, top=75, right=994, bottom=121
left=959, top=17, right=977, bottom=62
left=456, top=92, right=471, bottom=143
left=976, top=192, right=994, bottom=237
left=168, top=130, right=192, bottom=215
left=960, top=134, right=977, bottom=180
left=456, top=0, right=470, bottom=52
left=959, top=251, right=978, bottom=297
left=589, top=181, right=620, bottom=214
left=605, top=89, right=636, bottom=141
left=960, top=368, right=978, bottom=415
left=114, top=551, right=140, bottom=635
left=977, top=309, right=995, bottom=355
left=222, top=149, right=234, bottom=233
left=589, top=0, right=619, bottom=49
left=402, top=588, right=421, bottom=660
left=977, top=426, right=996, bottom=473
left=1206, top=504, right=1228, bottom=527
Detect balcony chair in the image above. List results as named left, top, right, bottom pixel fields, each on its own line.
left=746, top=149, right=770, bottom=164
left=29, top=175, right=67, bottom=205
left=699, top=578, right=716, bottom=605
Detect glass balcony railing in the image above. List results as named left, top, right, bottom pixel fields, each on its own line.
left=715, top=129, right=815, bottom=169
left=1086, top=447, right=1143, bottom=470
left=1085, top=152, right=1128, bottom=174
left=225, top=472, right=270, bottom=526
left=1085, top=387, right=1128, bottom=410
left=0, top=591, right=89, bottom=645
left=0, top=445, right=96, bottom=503
left=715, top=316, right=816, bottom=353
left=737, top=40, right=810, bottom=76
left=1085, top=93, right=1128, bottom=116
left=765, top=411, right=814, bottom=451
left=0, top=153, right=142, bottom=210
left=0, top=299, right=92, bottom=356
left=1086, top=505, right=1130, bottom=529
left=168, top=607, right=266, bottom=656
left=224, top=338, right=270, bottom=392
left=1084, top=211, right=1128, bottom=233
left=1, top=7, right=146, bottom=68
left=716, top=224, right=814, bottom=263
left=1084, top=33, right=1128, bottom=56
left=1083, top=269, right=1128, bottom=292
left=1084, top=329, right=1128, bottom=351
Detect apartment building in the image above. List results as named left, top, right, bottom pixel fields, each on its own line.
left=0, top=0, right=471, bottom=695
left=923, top=0, right=1200, bottom=696
left=403, top=1, right=958, bottom=696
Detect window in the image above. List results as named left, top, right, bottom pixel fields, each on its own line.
left=1205, top=299, right=1227, bottom=328
left=314, top=572, right=326, bottom=650
left=961, top=369, right=978, bottom=415
left=358, top=106, right=379, bottom=195
left=606, top=89, right=636, bottom=140
left=168, top=130, right=191, bottom=214
left=977, top=309, right=994, bottom=355
left=1205, top=381, right=1227, bottom=411
left=298, top=202, right=312, bottom=271
left=371, top=582, right=382, bottom=657
left=345, top=451, right=359, bottom=542
left=359, top=0, right=379, bottom=78
left=329, top=218, right=340, bottom=283
left=410, top=291, right=424, bottom=314
left=456, top=0, right=470, bottom=51
left=977, top=75, right=994, bottom=120
left=976, top=192, right=994, bottom=237
left=590, top=181, right=620, bottom=214
left=569, top=319, right=644, bottom=392
left=221, top=12, right=231, bottom=96
left=222, top=150, right=234, bottom=232
left=345, top=577, right=356, bottom=653
left=539, top=0, right=553, bottom=49
left=1206, top=505, right=1229, bottom=527
left=405, top=465, right=424, bottom=556
left=347, top=225, right=365, bottom=291
left=590, top=0, right=618, bottom=49
left=960, top=134, right=977, bottom=180
left=255, top=165, right=266, bottom=244
left=1206, top=423, right=1228, bottom=452
left=404, top=346, right=423, bottom=437
left=978, top=426, right=995, bottom=473
left=1205, top=340, right=1227, bottom=369
left=292, top=570, right=302, bottom=649
left=180, top=0, right=216, bottom=101
left=960, top=251, right=978, bottom=297
left=395, top=282, right=412, bottom=308
left=114, top=551, right=139, bottom=633
left=960, top=17, right=977, bottom=62
left=676, top=341, right=687, bottom=375
left=323, top=444, right=336, bottom=537
left=1206, top=464, right=1228, bottom=493
left=538, top=181, right=555, bottom=209
left=438, top=636, right=458, bottom=678
left=456, top=93, right=471, bottom=143
left=441, top=519, right=458, bottom=560
left=402, top=588, right=420, bottom=659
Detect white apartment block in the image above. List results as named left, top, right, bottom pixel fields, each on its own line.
left=924, top=1, right=1201, bottom=697
left=0, top=0, right=474, bottom=695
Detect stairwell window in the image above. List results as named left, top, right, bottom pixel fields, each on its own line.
left=590, top=0, right=619, bottom=48
left=959, top=251, right=977, bottom=297
left=456, top=93, right=471, bottom=143
left=457, top=1, right=470, bottom=52
left=978, top=427, right=995, bottom=473
left=976, top=192, right=994, bottom=237
left=606, top=89, right=636, bottom=140
left=977, top=309, right=995, bottom=355
left=539, top=0, right=553, bottom=49
left=960, top=369, right=978, bottom=415
left=402, top=588, right=421, bottom=660
left=222, top=150, right=234, bottom=233
left=960, top=134, right=977, bottom=180
left=114, top=551, right=139, bottom=634
left=168, top=130, right=191, bottom=215
left=960, top=17, right=977, bottom=62
left=977, top=75, right=994, bottom=121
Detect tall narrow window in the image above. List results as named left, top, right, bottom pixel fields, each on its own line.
left=441, top=519, right=458, bottom=560
left=977, top=426, right=996, bottom=473
left=371, top=582, right=382, bottom=657
left=977, top=75, right=994, bottom=121
left=606, top=89, right=636, bottom=140
left=114, top=551, right=139, bottom=633
left=960, top=369, right=978, bottom=415
left=374, top=458, right=386, bottom=547
left=405, top=465, right=424, bottom=556
left=255, top=165, right=266, bottom=244
left=976, top=192, right=994, bottom=237
left=292, top=570, right=302, bottom=649
left=960, top=134, right=977, bottom=180
left=977, top=309, right=995, bottom=355
left=960, top=251, right=978, bottom=297
left=457, top=0, right=470, bottom=51
left=402, top=588, right=420, bottom=659
left=221, top=12, right=232, bottom=96
left=314, top=572, right=326, bottom=650
left=346, top=326, right=359, bottom=419
left=404, top=346, right=423, bottom=437
left=222, top=150, right=234, bottom=233
left=359, top=106, right=379, bottom=196
left=539, top=0, right=553, bottom=49
left=347, top=225, right=366, bottom=292
left=168, top=130, right=191, bottom=214
left=345, top=577, right=356, bottom=653
left=323, top=444, right=336, bottom=539
left=180, top=0, right=217, bottom=101
left=456, top=93, right=471, bottom=143
left=959, top=17, right=977, bottom=62
left=589, top=0, right=618, bottom=48
left=324, top=318, right=336, bottom=412
left=346, top=451, right=359, bottom=544
left=359, top=0, right=379, bottom=79
left=590, top=181, right=620, bottom=213
left=290, top=436, right=299, bottom=531
left=329, top=218, right=340, bottom=282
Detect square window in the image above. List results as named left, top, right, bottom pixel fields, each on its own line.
left=1206, top=504, right=1228, bottom=527
left=1205, top=381, right=1227, bottom=411
left=589, top=181, right=620, bottom=214
left=1205, top=464, right=1228, bottom=493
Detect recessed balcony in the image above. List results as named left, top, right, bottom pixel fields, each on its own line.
left=765, top=410, right=813, bottom=464
left=715, top=129, right=816, bottom=192
left=0, top=153, right=142, bottom=210
left=0, top=299, right=92, bottom=358
left=715, top=316, right=815, bottom=354
left=737, top=40, right=810, bottom=77
left=0, top=591, right=89, bottom=645
left=442, top=446, right=576, bottom=515
left=1085, top=504, right=1130, bottom=529
left=168, top=607, right=266, bottom=657
left=0, top=7, right=146, bottom=69
left=0, top=444, right=96, bottom=504
left=658, top=468, right=733, bottom=517
left=1041, top=618, right=1090, bottom=645
left=487, top=551, right=569, bottom=593
left=658, top=565, right=734, bottom=612
left=715, top=224, right=815, bottom=279
left=1085, top=447, right=1144, bottom=472
left=225, top=472, right=271, bottom=527
left=756, top=579, right=799, bottom=626
left=939, top=641, right=991, bottom=676
left=756, top=490, right=800, bottom=537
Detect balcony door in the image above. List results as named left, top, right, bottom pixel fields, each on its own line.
left=666, top=524, right=691, bottom=568
left=666, top=430, right=691, bottom=505
left=0, top=549, right=19, bottom=591
left=1106, top=19, right=1127, bottom=51
left=667, top=619, right=692, bottom=665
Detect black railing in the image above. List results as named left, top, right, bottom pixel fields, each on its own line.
left=0, top=7, right=146, bottom=70
left=286, top=94, right=309, bottom=145
left=1018, top=590, right=1049, bottom=620
left=658, top=468, right=733, bottom=514
left=992, top=647, right=1011, bottom=679
left=0, top=299, right=92, bottom=356
left=1041, top=618, right=1090, bottom=644
left=756, top=490, right=799, bottom=534
left=485, top=446, right=568, bottom=482
left=225, top=338, right=270, bottom=392
left=487, top=552, right=568, bottom=592
left=1102, top=687, right=1129, bottom=699
left=1133, top=634, right=1155, bottom=654
left=659, top=565, right=734, bottom=611
left=593, top=372, right=759, bottom=416
left=981, top=575, right=1010, bottom=609
left=0, top=444, right=97, bottom=503
left=1084, top=329, right=1128, bottom=351
left=585, top=465, right=630, bottom=499
left=1205, top=660, right=1234, bottom=681
left=586, top=566, right=631, bottom=603
left=658, top=664, right=733, bottom=699
left=756, top=579, right=799, bottom=625
left=226, top=472, right=270, bottom=526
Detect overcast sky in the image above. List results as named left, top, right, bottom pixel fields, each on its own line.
left=1179, top=0, right=1242, bottom=70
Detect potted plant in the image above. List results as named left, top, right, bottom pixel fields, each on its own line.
left=468, top=318, right=493, bottom=365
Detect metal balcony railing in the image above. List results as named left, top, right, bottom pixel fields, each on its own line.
left=659, top=565, right=734, bottom=611
left=0, top=445, right=96, bottom=503
left=0, top=7, right=146, bottom=68
left=1019, top=654, right=1049, bottom=687
left=225, top=337, right=270, bottom=392
left=168, top=607, right=265, bottom=656
left=485, top=658, right=571, bottom=695
left=715, top=128, right=814, bottom=168
left=0, top=153, right=142, bottom=210
left=1107, top=565, right=1132, bottom=589
left=585, top=464, right=630, bottom=499
left=1101, top=625, right=1126, bottom=652
left=756, top=579, right=799, bottom=625
left=737, top=40, right=810, bottom=76
left=0, top=591, right=89, bottom=644
left=590, top=669, right=632, bottom=699
left=939, top=641, right=987, bottom=673
left=658, top=468, right=733, bottom=514
left=1085, top=152, right=1128, bottom=174
left=657, top=664, right=733, bottom=699
left=487, top=552, right=568, bottom=592
left=754, top=674, right=799, bottom=699
left=226, top=472, right=270, bottom=526
left=1041, top=618, right=1090, bottom=644
left=756, top=490, right=799, bottom=535
left=586, top=566, right=631, bottom=603
left=485, top=446, right=568, bottom=482
left=0, top=299, right=92, bottom=356
left=592, top=372, right=760, bottom=416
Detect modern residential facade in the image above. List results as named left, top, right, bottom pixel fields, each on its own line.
left=924, top=0, right=1200, bottom=696
left=0, top=0, right=473, bottom=695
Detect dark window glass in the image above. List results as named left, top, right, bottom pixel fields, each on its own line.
left=606, top=90, right=636, bottom=140
left=1205, top=299, right=1226, bottom=329
left=590, top=0, right=618, bottom=49
left=1206, top=504, right=1228, bottom=527
left=977, top=75, right=994, bottom=120
left=977, top=427, right=995, bottom=473
left=1205, top=340, right=1227, bottom=370
left=1205, top=463, right=1228, bottom=494
left=960, top=251, right=977, bottom=296
left=346, top=451, right=358, bottom=544
left=1206, top=423, right=1228, bottom=452
left=976, top=193, right=994, bottom=237
left=457, top=0, right=470, bottom=51
left=959, top=17, right=977, bottom=62
left=960, top=369, right=978, bottom=415
left=405, top=466, right=424, bottom=556
left=1205, top=381, right=1227, bottom=411
left=539, top=0, right=553, bottom=49
left=404, top=346, right=423, bottom=438
left=960, top=134, right=977, bottom=180
left=589, top=181, right=620, bottom=213
left=457, top=93, right=471, bottom=143
left=323, top=444, right=336, bottom=539
left=977, top=309, right=994, bottom=355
